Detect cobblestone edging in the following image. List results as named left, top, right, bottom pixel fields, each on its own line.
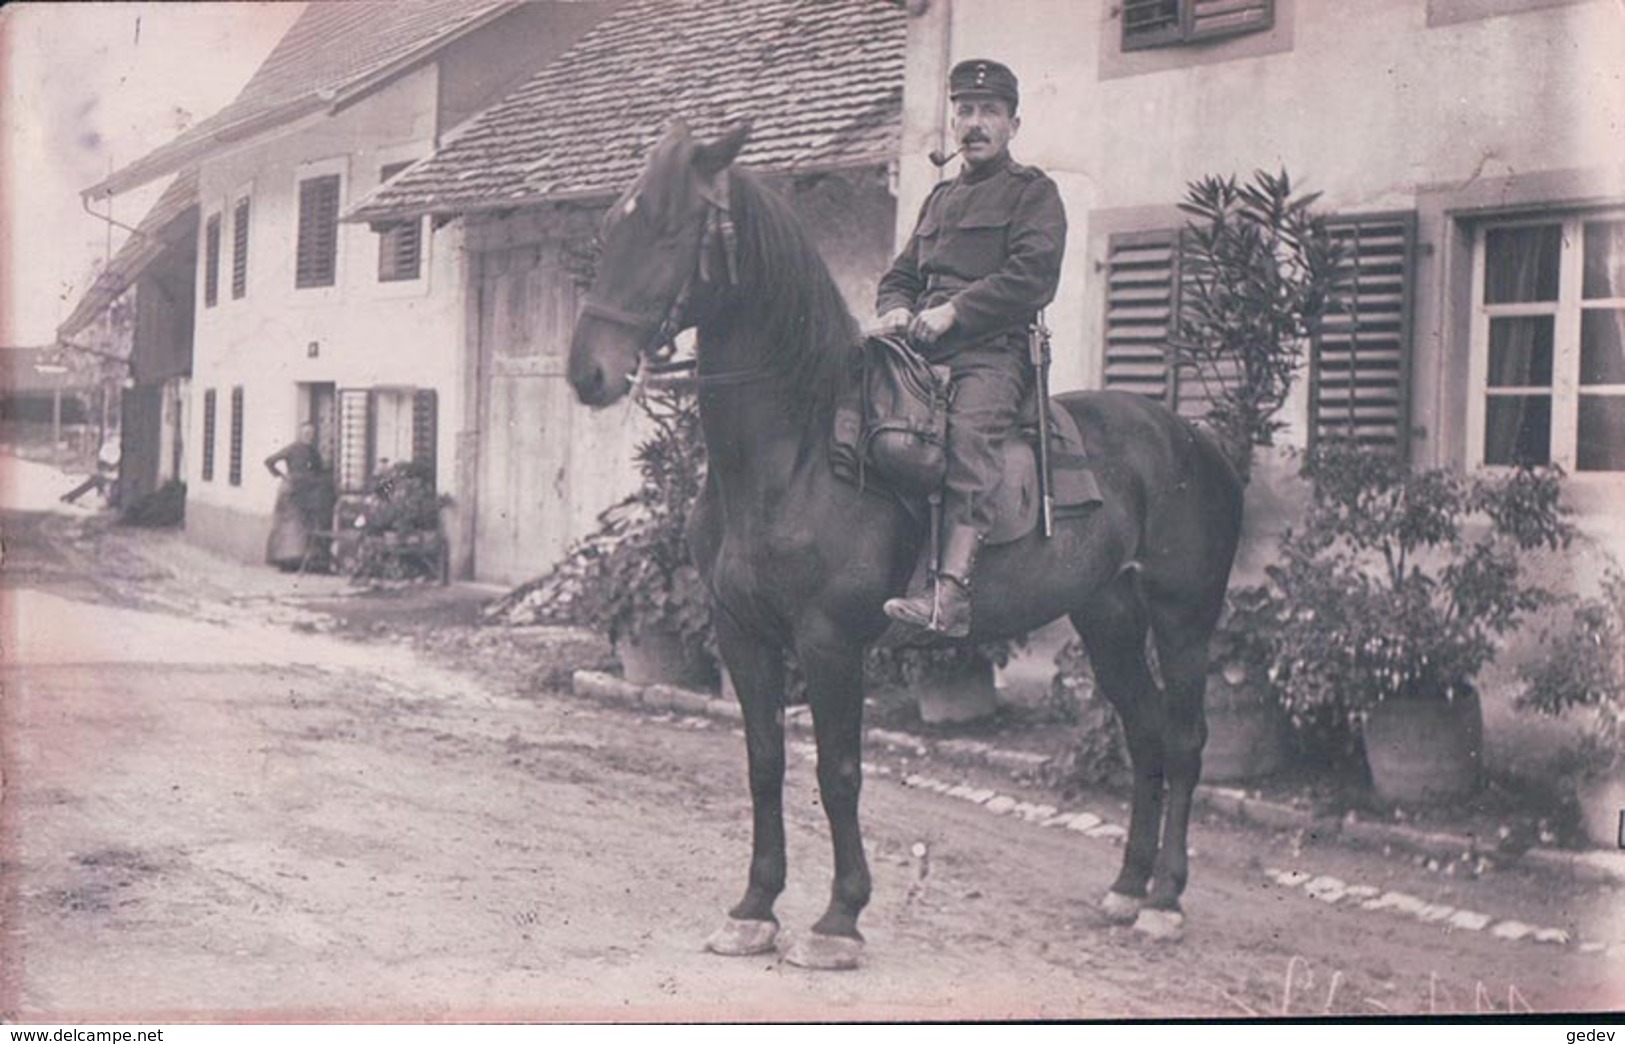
left=569, top=669, right=1625, bottom=891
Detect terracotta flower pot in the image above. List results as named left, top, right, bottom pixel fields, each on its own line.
left=1202, top=676, right=1288, bottom=783
left=616, top=626, right=713, bottom=689
left=1575, top=774, right=1625, bottom=850
left=911, top=657, right=998, bottom=725
left=1362, top=690, right=1484, bottom=804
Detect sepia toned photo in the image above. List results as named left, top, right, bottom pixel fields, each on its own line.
left=1, top=0, right=1622, bottom=1028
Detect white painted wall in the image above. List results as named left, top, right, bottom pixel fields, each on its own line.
left=184, top=64, right=469, bottom=558
left=900, top=0, right=1625, bottom=397
left=897, top=0, right=1625, bottom=564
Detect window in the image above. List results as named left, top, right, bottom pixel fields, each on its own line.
left=1471, top=213, right=1625, bottom=472
left=203, top=214, right=221, bottom=307
left=1102, top=213, right=1415, bottom=451
left=335, top=386, right=438, bottom=493
left=377, top=163, right=423, bottom=282
left=1122, top=0, right=1273, bottom=51
left=228, top=386, right=244, bottom=486
left=231, top=196, right=250, bottom=299
left=201, top=388, right=217, bottom=482
left=295, top=173, right=341, bottom=289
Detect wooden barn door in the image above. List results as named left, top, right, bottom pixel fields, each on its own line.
left=473, top=242, right=583, bottom=584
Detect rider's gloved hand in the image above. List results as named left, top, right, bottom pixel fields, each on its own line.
left=867, top=308, right=913, bottom=338
left=909, top=302, right=956, bottom=345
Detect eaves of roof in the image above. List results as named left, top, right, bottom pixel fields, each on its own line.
left=369, top=148, right=899, bottom=226
left=58, top=170, right=200, bottom=340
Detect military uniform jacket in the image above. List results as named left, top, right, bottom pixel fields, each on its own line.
left=876, top=153, right=1067, bottom=356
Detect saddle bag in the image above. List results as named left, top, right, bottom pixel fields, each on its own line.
left=831, top=335, right=951, bottom=498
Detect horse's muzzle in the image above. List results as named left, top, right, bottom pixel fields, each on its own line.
left=568, top=322, right=638, bottom=407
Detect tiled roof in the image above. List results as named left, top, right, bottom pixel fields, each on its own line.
left=86, top=0, right=518, bottom=198
left=349, top=0, right=906, bottom=222
left=58, top=171, right=200, bottom=341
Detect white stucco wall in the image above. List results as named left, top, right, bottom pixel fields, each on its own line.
left=902, top=0, right=1624, bottom=393
left=898, top=0, right=1624, bottom=560
left=183, top=64, right=469, bottom=560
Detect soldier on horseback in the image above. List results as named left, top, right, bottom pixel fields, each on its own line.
left=875, top=59, right=1068, bottom=637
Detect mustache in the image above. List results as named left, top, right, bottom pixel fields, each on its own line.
left=961, top=132, right=991, bottom=145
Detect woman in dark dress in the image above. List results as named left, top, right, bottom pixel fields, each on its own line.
left=264, top=422, right=335, bottom=570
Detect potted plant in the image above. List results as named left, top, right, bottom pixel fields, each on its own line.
left=1516, top=571, right=1625, bottom=848
left=561, top=381, right=716, bottom=687
left=1257, top=441, right=1573, bottom=803
left=347, top=460, right=452, bottom=581
left=1161, top=169, right=1343, bottom=780
left=866, top=638, right=1017, bottom=726
left=1201, top=586, right=1289, bottom=782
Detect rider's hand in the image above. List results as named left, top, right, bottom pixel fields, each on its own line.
left=868, top=308, right=913, bottom=337
left=910, top=302, right=956, bottom=345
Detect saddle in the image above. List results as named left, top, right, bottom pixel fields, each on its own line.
left=830, top=335, right=1102, bottom=546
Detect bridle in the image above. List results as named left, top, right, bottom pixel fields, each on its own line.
left=578, top=173, right=773, bottom=396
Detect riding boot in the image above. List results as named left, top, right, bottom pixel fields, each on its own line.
left=883, top=524, right=980, bottom=638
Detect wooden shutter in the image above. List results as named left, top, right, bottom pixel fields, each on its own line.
left=228, top=385, right=244, bottom=486
left=411, top=388, right=438, bottom=486
left=1104, top=227, right=1262, bottom=423
left=1313, top=213, right=1416, bottom=456
left=204, top=214, right=221, bottom=307
left=1189, top=0, right=1273, bottom=43
left=201, top=388, right=216, bottom=482
left=336, top=387, right=374, bottom=493
left=1122, top=0, right=1181, bottom=49
left=1123, top=0, right=1272, bottom=51
left=377, top=162, right=422, bottom=282
left=1103, top=230, right=1179, bottom=403
left=231, top=197, right=250, bottom=299
left=295, top=174, right=341, bottom=289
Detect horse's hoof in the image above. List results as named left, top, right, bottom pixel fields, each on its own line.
left=704, top=917, right=780, bottom=956
left=783, top=931, right=864, bottom=971
left=1100, top=890, right=1142, bottom=924
left=1133, top=907, right=1185, bottom=942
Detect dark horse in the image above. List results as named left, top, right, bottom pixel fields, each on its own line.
left=569, top=123, right=1243, bottom=968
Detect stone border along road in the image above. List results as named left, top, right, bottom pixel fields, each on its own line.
left=571, top=668, right=1625, bottom=958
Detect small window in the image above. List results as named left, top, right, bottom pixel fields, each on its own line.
left=204, top=214, right=221, bottom=307
left=377, top=162, right=422, bottom=283
left=228, top=385, right=244, bottom=486
left=295, top=174, right=341, bottom=289
left=231, top=197, right=250, bottom=299
left=1122, top=0, right=1274, bottom=51
left=335, top=385, right=439, bottom=493
left=201, top=388, right=217, bottom=482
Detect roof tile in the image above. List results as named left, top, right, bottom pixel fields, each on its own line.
left=351, top=0, right=905, bottom=221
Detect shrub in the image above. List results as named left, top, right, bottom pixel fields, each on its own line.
left=1173, top=170, right=1344, bottom=483
left=355, top=461, right=445, bottom=534
left=1516, top=570, right=1625, bottom=778
left=1256, top=441, right=1572, bottom=760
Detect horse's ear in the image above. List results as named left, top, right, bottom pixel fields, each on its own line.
left=693, top=120, right=752, bottom=177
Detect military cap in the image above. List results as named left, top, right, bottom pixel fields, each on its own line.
left=949, top=59, right=1019, bottom=110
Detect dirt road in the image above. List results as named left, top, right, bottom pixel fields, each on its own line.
left=2, top=509, right=1620, bottom=1021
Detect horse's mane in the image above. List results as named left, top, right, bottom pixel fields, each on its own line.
left=717, top=169, right=860, bottom=431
